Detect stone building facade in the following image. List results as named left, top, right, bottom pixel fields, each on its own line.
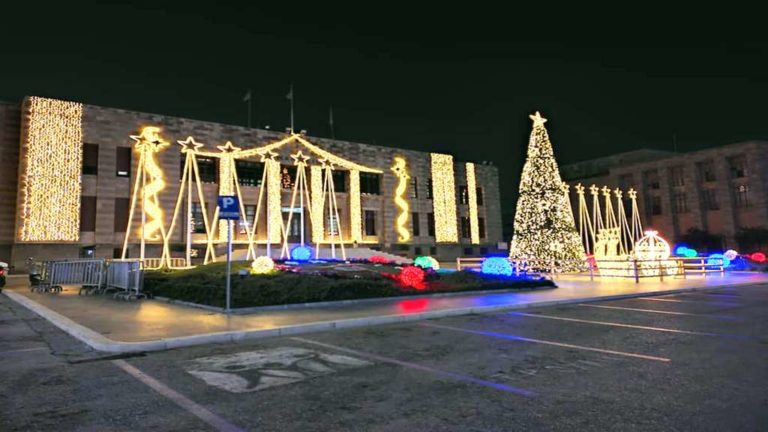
left=561, top=142, right=768, bottom=250
left=0, top=96, right=503, bottom=268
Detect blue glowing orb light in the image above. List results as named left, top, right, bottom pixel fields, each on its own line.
left=683, top=248, right=698, bottom=258
left=707, top=253, right=731, bottom=267
left=481, top=257, right=513, bottom=276
left=413, top=255, right=439, bottom=270
left=674, top=245, right=689, bottom=256
left=290, top=245, right=313, bottom=262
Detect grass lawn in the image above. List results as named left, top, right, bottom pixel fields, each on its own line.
left=143, top=260, right=555, bottom=308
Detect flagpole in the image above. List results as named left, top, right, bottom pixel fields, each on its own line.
left=329, top=106, right=335, bottom=139
left=289, top=83, right=294, bottom=133
left=248, top=97, right=252, bottom=128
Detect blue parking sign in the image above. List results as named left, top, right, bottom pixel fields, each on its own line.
left=218, top=195, right=240, bottom=220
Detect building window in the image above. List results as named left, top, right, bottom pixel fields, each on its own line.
left=364, top=210, right=376, bottom=236
left=191, top=202, right=207, bottom=233
left=79, top=245, right=96, bottom=259
left=236, top=160, right=264, bottom=187
left=619, top=173, right=634, bottom=190
left=82, top=143, right=99, bottom=176
left=328, top=211, right=343, bottom=236
left=460, top=216, right=471, bottom=239
left=197, top=157, right=218, bottom=184
left=698, top=160, right=716, bottom=182
left=728, top=155, right=748, bottom=178
left=673, top=192, right=688, bottom=213
left=360, top=173, right=381, bottom=195
left=239, top=205, right=256, bottom=234
left=643, top=169, right=660, bottom=190
left=646, top=195, right=662, bottom=216
left=80, top=196, right=97, bottom=232
left=734, top=184, right=750, bottom=208
left=114, top=198, right=130, bottom=232
left=479, top=217, right=486, bottom=239
left=332, top=170, right=347, bottom=193
left=702, top=188, right=719, bottom=211
left=426, top=178, right=433, bottom=199
left=412, top=212, right=420, bottom=236
left=414, top=246, right=422, bottom=256
left=427, top=212, right=435, bottom=236
left=429, top=246, right=437, bottom=255
left=459, top=186, right=469, bottom=204
left=669, top=166, right=685, bottom=187
left=116, top=147, right=131, bottom=177
left=463, top=247, right=473, bottom=256
left=476, top=187, right=484, bottom=206
left=410, top=177, right=418, bottom=199
left=480, top=247, right=488, bottom=255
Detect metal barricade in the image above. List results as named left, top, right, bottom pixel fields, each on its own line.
left=32, top=259, right=105, bottom=294
left=105, top=260, right=144, bottom=300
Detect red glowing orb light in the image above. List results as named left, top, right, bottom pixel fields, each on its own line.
left=399, top=266, right=426, bottom=289
left=750, top=252, right=766, bottom=263
left=368, top=256, right=391, bottom=265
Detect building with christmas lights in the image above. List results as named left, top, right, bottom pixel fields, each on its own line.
left=561, top=142, right=768, bottom=251
left=0, top=97, right=503, bottom=269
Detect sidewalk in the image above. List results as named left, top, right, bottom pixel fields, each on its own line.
left=3, top=273, right=767, bottom=353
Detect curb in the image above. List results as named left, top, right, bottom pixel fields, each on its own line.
left=3, top=280, right=765, bottom=354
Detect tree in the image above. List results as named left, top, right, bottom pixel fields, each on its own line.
left=509, top=112, right=585, bottom=270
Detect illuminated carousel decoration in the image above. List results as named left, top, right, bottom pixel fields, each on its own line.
left=631, top=230, right=680, bottom=276
left=122, top=131, right=381, bottom=268
left=390, top=156, right=411, bottom=242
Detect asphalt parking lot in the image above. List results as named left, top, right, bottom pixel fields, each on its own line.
left=2, top=284, right=767, bottom=431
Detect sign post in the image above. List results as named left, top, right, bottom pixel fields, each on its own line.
left=218, top=195, right=240, bottom=313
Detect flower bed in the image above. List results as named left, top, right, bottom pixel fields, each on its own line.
left=143, top=260, right=554, bottom=309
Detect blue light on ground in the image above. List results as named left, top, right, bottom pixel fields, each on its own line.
left=481, top=257, right=513, bottom=276
left=291, top=245, right=313, bottom=261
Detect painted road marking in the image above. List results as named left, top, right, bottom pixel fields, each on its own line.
left=640, top=297, right=739, bottom=306
left=291, top=337, right=536, bottom=397
left=509, top=312, right=718, bottom=336
left=578, top=304, right=741, bottom=320
left=113, top=359, right=244, bottom=432
left=419, top=322, right=671, bottom=362
left=186, top=347, right=371, bottom=393
left=0, top=347, right=47, bottom=354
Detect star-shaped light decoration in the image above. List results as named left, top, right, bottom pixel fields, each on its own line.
left=318, top=157, right=335, bottom=171
left=291, top=150, right=310, bottom=167
left=529, top=111, right=547, bottom=127
left=259, top=150, right=279, bottom=163
left=217, top=141, right=241, bottom=154
left=589, top=184, right=600, bottom=196
left=575, top=183, right=585, bottom=195
left=627, top=188, right=637, bottom=199
left=131, top=126, right=169, bottom=152
left=601, top=186, right=611, bottom=197
left=177, top=136, right=204, bottom=154
left=560, top=182, right=570, bottom=194
left=614, top=188, right=623, bottom=199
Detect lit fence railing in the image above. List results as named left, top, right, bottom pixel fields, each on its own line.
left=456, top=256, right=725, bottom=283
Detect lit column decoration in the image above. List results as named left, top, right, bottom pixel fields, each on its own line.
left=310, top=165, right=324, bottom=243
left=628, top=188, right=643, bottom=244
left=430, top=153, right=459, bottom=243
left=349, top=169, right=363, bottom=243
left=317, top=158, right=346, bottom=259
left=390, top=157, right=411, bottom=242
left=266, top=152, right=282, bottom=245
left=465, top=162, right=480, bottom=245
left=575, top=184, right=595, bottom=255
left=18, top=97, right=83, bottom=242
left=121, top=126, right=170, bottom=266
left=217, top=141, right=241, bottom=241
left=279, top=150, right=314, bottom=259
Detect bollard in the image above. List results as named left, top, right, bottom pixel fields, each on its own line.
left=633, top=259, right=639, bottom=283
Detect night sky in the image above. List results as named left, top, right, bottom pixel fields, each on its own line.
left=3, top=3, right=768, bottom=215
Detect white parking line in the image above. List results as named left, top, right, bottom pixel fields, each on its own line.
left=641, top=297, right=738, bottom=305
left=113, top=359, right=245, bottom=432
left=291, top=337, right=536, bottom=397
left=0, top=347, right=47, bottom=354
left=509, top=312, right=717, bottom=336
left=578, top=304, right=739, bottom=320
left=419, top=322, right=671, bottom=362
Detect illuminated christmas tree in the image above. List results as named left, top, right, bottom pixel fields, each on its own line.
left=509, top=112, right=585, bottom=270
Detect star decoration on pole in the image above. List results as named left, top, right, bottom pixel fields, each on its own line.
left=614, top=188, right=623, bottom=199
left=131, top=126, right=169, bottom=152
left=529, top=111, right=547, bottom=127
left=589, top=184, right=599, bottom=196
left=318, top=157, right=335, bottom=171
left=627, top=188, right=637, bottom=199
left=259, top=150, right=279, bottom=163
left=177, top=136, right=204, bottom=153
left=601, top=186, right=611, bottom=197
left=291, top=150, right=310, bottom=167
left=217, top=141, right=241, bottom=154
left=560, top=182, right=570, bottom=194
left=575, top=183, right=585, bottom=195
